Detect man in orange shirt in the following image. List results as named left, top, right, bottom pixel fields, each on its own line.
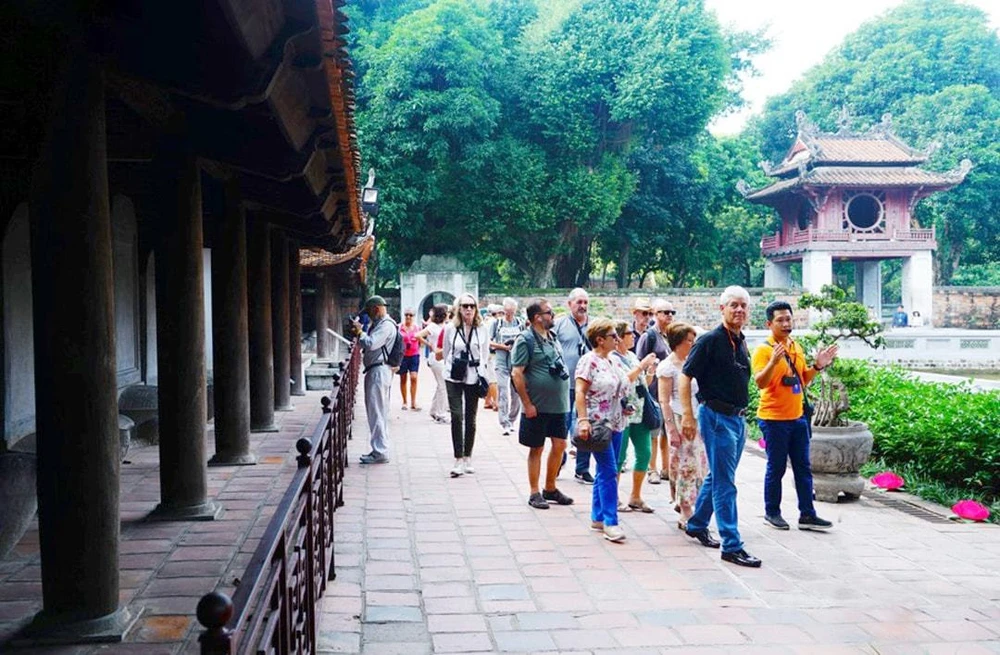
left=752, top=301, right=839, bottom=531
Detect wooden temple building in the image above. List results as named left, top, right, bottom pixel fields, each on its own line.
left=741, top=111, right=971, bottom=320
left=0, top=0, right=371, bottom=647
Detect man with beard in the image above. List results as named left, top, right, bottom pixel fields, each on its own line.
left=753, top=300, right=838, bottom=532
left=679, top=286, right=760, bottom=567
left=512, top=299, right=573, bottom=509
left=553, top=288, right=594, bottom=484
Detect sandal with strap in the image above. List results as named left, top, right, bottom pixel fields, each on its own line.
left=628, top=500, right=655, bottom=514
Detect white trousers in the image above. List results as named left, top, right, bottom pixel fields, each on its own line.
left=495, top=366, right=521, bottom=430
left=428, top=361, right=448, bottom=420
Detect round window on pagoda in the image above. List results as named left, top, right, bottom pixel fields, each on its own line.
left=843, top=191, right=885, bottom=232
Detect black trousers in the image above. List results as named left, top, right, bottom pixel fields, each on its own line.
left=446, top=381, right=479, bottom=458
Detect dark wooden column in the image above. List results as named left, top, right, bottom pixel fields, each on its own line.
left=209, top=179, right=255, bottom=465
left=271, top=231, right=293, bottom=410
left=151, top=149, right=219, bottom=521
left=248, top=217, right=277, bottom=431
left=289, top=241, right=305, bottom=396
left=24, top=51, right=131, bottom=641
left=316, top=272, right=330, bottom=359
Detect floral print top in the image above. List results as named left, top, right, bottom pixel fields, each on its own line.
left=576, top=351, right=630, bottom=432
left=611, top=350, right=644, bottom=425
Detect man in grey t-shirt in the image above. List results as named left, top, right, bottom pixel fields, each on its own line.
left=552, top=287, right=594, bottom=484
left=512, top=298, right=573, bottom=509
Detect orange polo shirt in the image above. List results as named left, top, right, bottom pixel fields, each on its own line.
left=751, top=338, right=809, bottom=420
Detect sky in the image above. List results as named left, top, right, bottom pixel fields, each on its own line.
left=705, top=0, right=1000, bottom=135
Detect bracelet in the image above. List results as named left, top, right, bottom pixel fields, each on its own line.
left=577, top=417, right=590, bottom=423
left=812, top=363, right=825, bottom=372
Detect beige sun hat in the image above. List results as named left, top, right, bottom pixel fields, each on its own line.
left=631, top=297, right=652, bottom=312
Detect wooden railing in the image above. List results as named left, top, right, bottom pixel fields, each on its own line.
left=195, top=342, right=361, bottom=654
left=762, top=225, right=936, bottom=252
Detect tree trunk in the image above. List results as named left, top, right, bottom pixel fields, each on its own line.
left=616, top=241, right=630, bottom=289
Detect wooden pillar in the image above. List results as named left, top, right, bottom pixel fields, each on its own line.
left=209, top=179, right=255, bottom=465
left=151, top=148, right=219, bottom=521
left=248, top=217, right=277, bottom=431
left=24, top=49, right=131, bottom=642
left=316, top=272, right=330, bottom=359
left=271, top=231, right=292, bottom=410
left=289, top=242, right=305, bottom=396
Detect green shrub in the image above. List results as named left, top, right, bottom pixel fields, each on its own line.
left=841, top=362, right=1000, bottom=498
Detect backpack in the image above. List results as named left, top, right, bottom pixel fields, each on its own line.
left=375, top=318, right=404, bottom=368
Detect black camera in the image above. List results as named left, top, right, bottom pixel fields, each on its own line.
left=549, top=360, right=569, bottom=380
left=621, top=398, right=636, bottom=413
left=577, top=342, right=587, bottom=356
left=781, top=375, right=798, bottom=387
left=504, top=339, right=516, bottom=347
left=450, top=349, right=478, bottom=379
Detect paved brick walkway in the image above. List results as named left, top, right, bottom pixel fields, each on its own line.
left=319, top=366, right=1000, bottom=654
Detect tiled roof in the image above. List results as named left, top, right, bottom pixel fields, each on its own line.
left=746, top=166, right=968, bottom=201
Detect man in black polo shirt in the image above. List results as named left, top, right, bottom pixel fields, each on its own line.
left=679, top=286, right=761, bottom=568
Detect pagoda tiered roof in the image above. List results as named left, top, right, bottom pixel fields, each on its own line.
left=740, top=111, right=971, bottom=204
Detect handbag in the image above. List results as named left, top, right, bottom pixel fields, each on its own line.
left=571, top=419, right=612, bottom=453
left=638, top=382, right=663, bottom=431
left=474, top=374, right=489, bottom=399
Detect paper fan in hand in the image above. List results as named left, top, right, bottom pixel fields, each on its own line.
left=758, top=438, right=766, bottom=449
left=871, top=471, right=905, bottom=490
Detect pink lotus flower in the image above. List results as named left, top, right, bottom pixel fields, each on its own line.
left=952, top=500, right=990, bottom=522
left=871, top=471, right=905, bottom=490
left=758, top=438, right=766, bottom=449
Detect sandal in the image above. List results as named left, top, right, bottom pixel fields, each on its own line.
left=617, top=502, right=633, bottom=513
left=647, top=470, right=661, bottom=485
left=411, top=405, right=421, bottom=411
left=628, top=500, right=655, bottom=514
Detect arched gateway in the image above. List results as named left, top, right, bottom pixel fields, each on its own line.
left=400, top=255, right=478, bottom=319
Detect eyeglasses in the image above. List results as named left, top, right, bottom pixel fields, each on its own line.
left=637, top=310, right=650, bottom=316
left=460, top=303, right=476, bottom=309
left=600, top=332, right=621, bottom=341
left=657, top=310, right=676, bottom=316
left=539, top=310, right=553, bottom=316
left=405, top=313, right=414, bottom=317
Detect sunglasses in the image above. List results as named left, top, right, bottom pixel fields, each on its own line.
left=600, top=332, right=621, bottom=341
left=657, top=310, right=676, bottom=316
left=460, top=303, right=477, bottom=309
left=405, top=313, right=414, bottom=317
left=636, top=310, right=650, bottom=316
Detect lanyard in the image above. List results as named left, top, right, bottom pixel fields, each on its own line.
left=573, top=318, right=591, bottom=351
left=725, top=326, right=748, bottom=360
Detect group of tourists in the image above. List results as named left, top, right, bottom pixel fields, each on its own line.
left=352, top=284, right=839, bottom=569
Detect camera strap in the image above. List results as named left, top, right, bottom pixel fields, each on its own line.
left=454, top=325, right=479, bottom=367
left=573, top=318, right=591, bottom=352
left=772, top=338, right=811, bottom=416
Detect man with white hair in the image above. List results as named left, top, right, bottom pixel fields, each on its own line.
left=490, top=297, right=525, bottom=435
left=554, top=288, right=594, bottom=484
left=679, top=286, right=761, bottom=568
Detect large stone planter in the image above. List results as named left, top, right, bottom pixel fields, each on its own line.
left=0, top=451, right=37, bottom=560
left=810, top=421, right=874, bottom=502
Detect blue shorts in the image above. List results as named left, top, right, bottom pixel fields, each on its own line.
left=398, top=354, right=420, bottom=375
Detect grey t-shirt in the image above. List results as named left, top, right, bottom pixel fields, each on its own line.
left=492, top=317, right=524, bottom=371
left=553, top=314, right=590, bottom=385
left=510, top=329, right=570, bottom=414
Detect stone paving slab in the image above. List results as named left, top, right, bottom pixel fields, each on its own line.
left=318, top=365, right=1000, bottom=654
left=0, top=393, right=329, bottom=654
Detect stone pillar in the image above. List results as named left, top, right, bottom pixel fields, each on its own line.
left=801, top=251, right=833, bottom=294
left=24, top=50, right=132, bottom=642
left=151, top=149, right=219, bottom=521
left=902, top=251, right=934, bottom=326
left=271, top=231, right=293, bottom=410
left=247, top=217, right=277, bottom=431
left=763, top=260, right=793, bottom=288
left=316, top=272, right=330, bottom=360
left=855, top=260, right=882, bottom=319
left=209, top=180, right=255, bottom=465
left=289, top=242, right=305, bottom=396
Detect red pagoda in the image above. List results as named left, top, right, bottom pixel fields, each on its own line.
left=740, top=110, right=971, bottom=323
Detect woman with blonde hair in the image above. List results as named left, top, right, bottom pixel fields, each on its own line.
left=442, top=294, right=490, bottom=477
left=575, top=318, right=657, bottom=542
left=657, top=322, right=708, bottom=529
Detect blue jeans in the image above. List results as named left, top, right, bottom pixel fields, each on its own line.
left=565, top=388, right=592, bottom=474
left=591, top=430, right=624, bottom=526
left=760, top=418, right=816, bottom=519
left=686, top=406, right=746, bottom=553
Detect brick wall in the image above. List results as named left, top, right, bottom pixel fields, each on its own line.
left=934, top=287, right=1000, bottom=329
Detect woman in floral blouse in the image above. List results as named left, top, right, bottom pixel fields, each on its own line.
left=575, top=318, right=657, bottom=542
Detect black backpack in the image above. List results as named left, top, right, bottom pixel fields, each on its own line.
left=377, top=318, right=405, bottom=368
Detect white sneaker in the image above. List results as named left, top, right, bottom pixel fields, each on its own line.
left=463, top=457, right=475, bottom=474
left=502, top=427, right=512, bottom=436
left=450, top=459, right=465, bottom=478
left=603, top=525, right=626, bottom=542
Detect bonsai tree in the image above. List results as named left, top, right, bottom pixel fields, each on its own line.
left=797, top=285, right=885, bottom=427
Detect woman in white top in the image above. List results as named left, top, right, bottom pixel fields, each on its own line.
left=442, top=294, right=491, bottom=478
left=656, top=322, right=708, bottom=530
left=416, top=303, right=450, bottom=424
